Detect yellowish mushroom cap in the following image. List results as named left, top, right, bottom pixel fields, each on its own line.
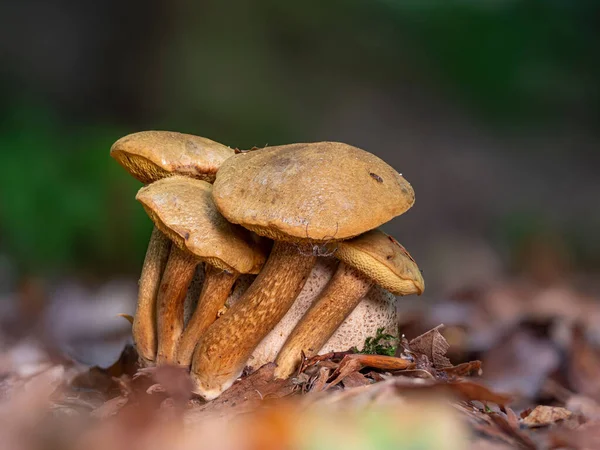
left=111, top=130, right=235, bottom=184
left=212, top=142, right=414, bottom=243
left=136, top=176, right=267, bottom=274
left=333, top=229, right=424, bottom=295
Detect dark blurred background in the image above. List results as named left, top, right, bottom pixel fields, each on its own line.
left=1, top=1, right=599, bottom=366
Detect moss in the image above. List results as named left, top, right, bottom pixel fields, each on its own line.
left=356, top=327, right=399, bottom=357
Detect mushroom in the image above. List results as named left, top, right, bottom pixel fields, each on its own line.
left=274, top=229, right=424, bottom=379
left=110, top=130, right=234, bottom=364
left=191, top=141, right=415, bottom=399
left=136, top=175, right=267, bottom=365
left=232, top=258, right=399, bottom=371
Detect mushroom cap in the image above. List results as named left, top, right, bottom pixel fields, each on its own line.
left=136, top=176, right=267, bottom=274
left=111, top=131, right=235, bottom=184
left=212, top=142, right=414, bottom=243
left=333, top=229, right=424, bottom=295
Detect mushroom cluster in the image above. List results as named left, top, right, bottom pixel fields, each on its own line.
left=111, top=133, right=424, bottom=400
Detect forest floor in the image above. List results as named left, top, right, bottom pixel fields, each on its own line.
left=2, top=271, right=600, bottom=450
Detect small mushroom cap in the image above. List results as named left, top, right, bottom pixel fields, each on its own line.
left=212, top=142, right=414, bottom=242
left=333, top=229, right=424, bottom=295
left=136, top=176, right=267, bottom=274
left=111, top=131, right=235, bottom=184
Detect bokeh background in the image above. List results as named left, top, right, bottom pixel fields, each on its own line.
left=1, top=1, right=599, bottom=367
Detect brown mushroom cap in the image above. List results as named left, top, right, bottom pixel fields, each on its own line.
left=136, top=176, right=266, bottom=274
left=333, top=229, right=424, bottom=295
left=212, top=142, right=414, bottom=242
left=111, top=131, right=235, bottom=184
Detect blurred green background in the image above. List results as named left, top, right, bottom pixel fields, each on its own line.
left=1, top=0, right=599, bottom=292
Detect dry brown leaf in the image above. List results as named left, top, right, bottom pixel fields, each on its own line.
left=550, top=420, right=600, bottom=449
left=569, top=325, right=600, bottom=401
left=147, top=365, right=194, bottom=405
left=188, top=364, right=297, bottom=419
left=506, top=407, right=520, bottom=429
left=447, top=381, right=512, bottom=407
left=522, top=405, right=573, bottom=427
left=566, top=395, right=600, bottom=420
left=409, top=325, right=453, bottom=369
left=440, top=360, right=483, bottom=378
left=341, top=372, right=371, bottom=389
left=311, top=367, right=331, bottom=393
left=327, top=357, right=363, bottom=389
left=327, top=354, right=413, bottom=389
left=487, top=413, right=537, bottom=450
left=91, top=396, right=129, bottom=419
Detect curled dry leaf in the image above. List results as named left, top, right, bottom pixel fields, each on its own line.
left=408, top=325, right=452, bottom=369
left=327, top=354, right=413, bottom=389
left=522, top=405, right=573, bottom=427
left=440, top=360, right=483, bottom=378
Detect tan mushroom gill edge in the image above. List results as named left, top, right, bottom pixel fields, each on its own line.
left=190, top=141, right=415, bottom=400
left=274, top=229, right=424, bottom=379
left=110, top=130, right=235, bottom=364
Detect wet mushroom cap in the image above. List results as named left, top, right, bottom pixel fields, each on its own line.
left=111, top=131, right=235, bottom=184
left=136, top=175, right=266, bottom=274
left=333, top=229, right=425, bottom=295
left=212, top=142, right=415, bottom=242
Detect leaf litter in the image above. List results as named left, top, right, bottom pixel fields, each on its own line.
left=3, top=285, right=600, bottom=450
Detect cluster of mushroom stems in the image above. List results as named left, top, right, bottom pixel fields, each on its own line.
left=111, top=131, right=425, bottom=400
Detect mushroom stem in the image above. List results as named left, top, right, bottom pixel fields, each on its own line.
left=175, top=266, right=239, bottom=366
left=156, top=245, right=199, bottom=364
left=191, top=241, right=317, bottom=399
left=274, top=262, right=372, bottom=379
left=132, top=227, right=172, bottom=364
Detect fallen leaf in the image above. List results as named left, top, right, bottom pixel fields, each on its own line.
left=327, top=354, right=413, bottom=389
left=146, top=365, right=194, bottom=406
left=310, top=367, right=331, bottom=393
left=550, top=420, right=600, bottom=449
left=409, top=325, right=452, bottom=369
left=341, top=372, right=371, bottom=389
left=91, top=396, right=129, bottom=419
left=506, top=407, right=520, bottom=429
left=487, top=413, right=537, bottom=450
left=187, top=364, right=297, bottom=420
left=447, top=381, right=512, bottom=407
left=522, top=405, right=573, bottom=427
left=568, top=324, right=600, bottom=401
left=441, top=360, right=483, bottom=378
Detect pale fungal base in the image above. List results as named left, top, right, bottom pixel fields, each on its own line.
left=132, top=227, right=172, bottom=365
left=190, top=241, right=317, bottom=400
left=274, top=262, right=373, bottom=379
left=156, top=246, right=199, bottom=364
left=175, top=266, right=239, bottom=366
left=243, top=258, right=398, bottom=372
